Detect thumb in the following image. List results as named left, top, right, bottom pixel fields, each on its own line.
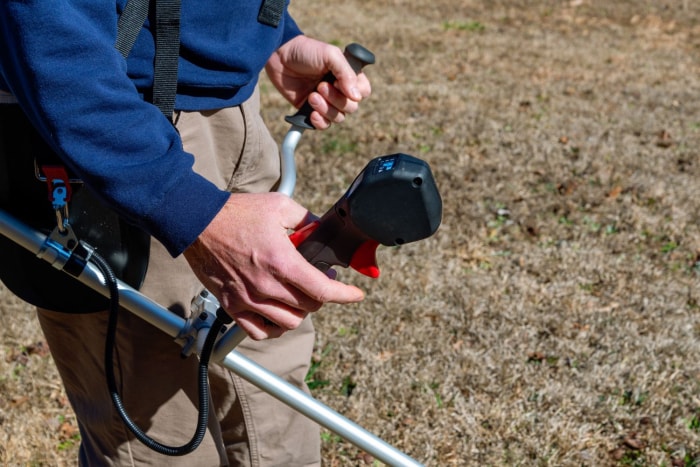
left=326, top=48, right=362, bottom=101
left=275, top=193, right=317, bottom=231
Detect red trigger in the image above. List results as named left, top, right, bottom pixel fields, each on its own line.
left=350, top=240, right=380, bottom=278
left=289, top=220, right=320, bottom=247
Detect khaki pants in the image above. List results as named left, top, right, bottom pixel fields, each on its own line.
left=38, top=89, right=321, bottom=466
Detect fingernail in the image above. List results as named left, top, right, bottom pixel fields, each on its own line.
left=350, top=87, right=361, bottom=100
left=308, top=93, right=321, bottom=106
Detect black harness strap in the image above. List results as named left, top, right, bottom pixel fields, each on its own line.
left=257, top=0, right=285, bottom=28
left=115, top=0, right=150, bottom=58
left=116, top=0, right=283, bottom=118
left=115, top=0, right=181, bottom=120
left=152, top=0, right=181, bottom=120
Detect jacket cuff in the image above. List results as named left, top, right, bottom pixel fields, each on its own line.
left=145, top=171, right=230, bottom=257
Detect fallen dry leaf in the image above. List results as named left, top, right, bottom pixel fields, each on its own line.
left=623, top=433, right=644, bottom=450
left=10, top=395, right=30, bottom=408
left=656, top=129, right=673, bottom=148
left=606, top=185, right=622, bottom=199
left=59, top=421, right=80, bottom=440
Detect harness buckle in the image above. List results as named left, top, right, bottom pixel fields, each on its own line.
left=41, top=165, right=74, bottom=238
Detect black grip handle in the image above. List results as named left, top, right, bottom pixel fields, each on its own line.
left=285, top=43, right=375, bottom=130
left=295, top=210, right=368, bottom=274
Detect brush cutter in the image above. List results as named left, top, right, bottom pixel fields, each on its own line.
left=0, top=44, right=443, bottom=466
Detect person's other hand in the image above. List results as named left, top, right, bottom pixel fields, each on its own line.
left=265, top=35, right=372, bottom=129
left=183, top=192, right=365, bottom=340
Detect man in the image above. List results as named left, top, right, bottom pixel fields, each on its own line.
left=0, top=0, right=370, bottom=464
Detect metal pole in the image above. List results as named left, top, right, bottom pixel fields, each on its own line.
left=0, top=208, right=423, bottom=466
left=221, top=347, right=422, bottom=467
left=277, top=127, right=302, bottom=197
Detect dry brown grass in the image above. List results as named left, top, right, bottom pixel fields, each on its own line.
left=2, top=1, right=700, bottom=465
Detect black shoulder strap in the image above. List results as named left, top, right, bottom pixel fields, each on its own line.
left=115, top=0, right=286, bottom=118
left=115, top=0, right=150, bottom=58
left=257, top=0, right=284, bottom=27
left=115, top=0, right=180, bottom=120
left=151, top=0, right=180, bottom=121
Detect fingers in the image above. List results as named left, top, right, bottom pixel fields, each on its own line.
left=307, top=81, right=366, bottom=129
left=232, top=250, right=364, bottom=315
left=281, top=253, right=366, bottom=306
left=228, top=287, right=361, bottom=341
left=241, top=272, right=325, bottom=314
left=228, top=271, right=363, bottom=341
left=324, top=45, right=371, bottom=102
left=233, top=310, right=288, bottom=340
left=309, top=49, right=372, bottom=129
left=223, top=246, right=364, bottom=340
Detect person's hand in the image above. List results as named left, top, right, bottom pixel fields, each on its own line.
left=183, top=192, right=365, bottom=340
left=265, top=35, right=372, bottom=129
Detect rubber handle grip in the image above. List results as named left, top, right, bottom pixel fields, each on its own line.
left=285, top=43, right=375, bottom=130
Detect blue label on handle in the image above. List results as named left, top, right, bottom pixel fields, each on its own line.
left=375, top=156, right=397, bottom=174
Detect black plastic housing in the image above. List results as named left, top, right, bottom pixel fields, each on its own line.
left=295, top=153, right=442, bottom=272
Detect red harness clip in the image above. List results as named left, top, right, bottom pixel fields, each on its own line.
left=42, top=165, right=73, bottom=207
left=41, top=165, right=73, bottom=232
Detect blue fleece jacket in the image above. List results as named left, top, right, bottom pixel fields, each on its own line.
left=0, top=0, right=302, bottom=256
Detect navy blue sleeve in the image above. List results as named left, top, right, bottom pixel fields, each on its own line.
left=0, top=0, right=229, bottom=257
